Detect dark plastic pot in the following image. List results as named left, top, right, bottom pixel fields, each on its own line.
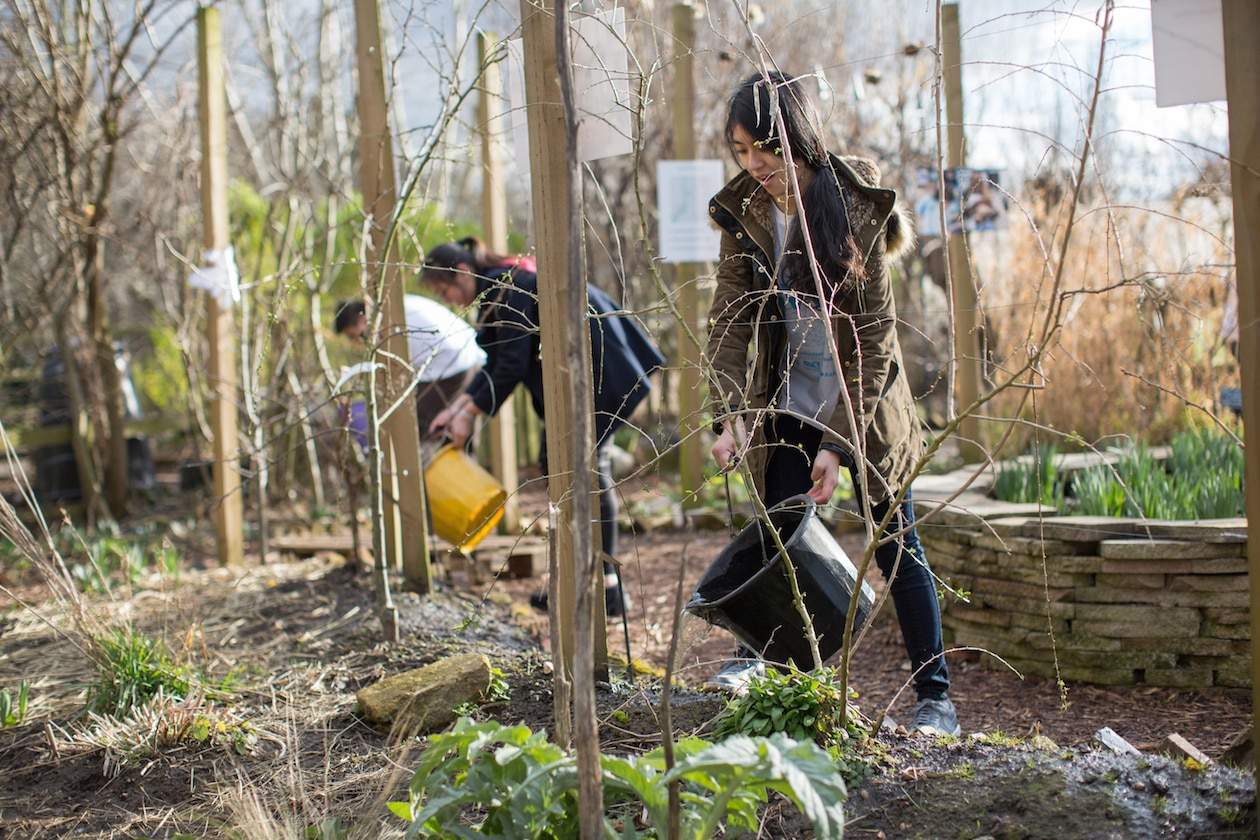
left=685, top=494, right=876, bottom=668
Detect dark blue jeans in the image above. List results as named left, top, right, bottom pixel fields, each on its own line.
left=763, top=417, right=950, bottom=701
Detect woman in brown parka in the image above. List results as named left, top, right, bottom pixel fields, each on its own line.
left=704, top=71, right=959, bottom=736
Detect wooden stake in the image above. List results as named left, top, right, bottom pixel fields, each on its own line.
left=943, top=2, right=984, bottom=463
left=671, top=3, right=705, bottom=509
left=518, top=0, right=608, bottom=683
left=353, top=0, right=432, bottom=593
left=197, top=7, right=244, bottom=567
left=1221, top=0, right=1260, bottom=788
left=477, top=31, right=521, bottom=534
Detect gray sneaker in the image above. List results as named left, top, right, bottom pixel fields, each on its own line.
left=706, top=655, right=765, bottom=694
left=911, top=696, right=961, bottom=737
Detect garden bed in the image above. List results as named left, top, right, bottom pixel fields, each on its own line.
left=913, top=435, right=1250, bottom=689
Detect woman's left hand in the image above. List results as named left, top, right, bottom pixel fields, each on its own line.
left=808, top=449, right=842, bottom=504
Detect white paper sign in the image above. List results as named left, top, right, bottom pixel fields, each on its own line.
left=506, top=8, right=633, bottom=165
left=657, top=160, right=726, bottom=264
left=1151, top=0, right=1225, bottom=107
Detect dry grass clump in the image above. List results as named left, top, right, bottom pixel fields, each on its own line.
left=980, top=197, right=1234, bottom=451
left=68, top=692, right=259, bottom=778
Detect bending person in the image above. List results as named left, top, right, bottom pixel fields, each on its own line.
left=704, top=72, right=960, bottom=736
left=334, top=295, right=486, bottom=439
left=424, top=237, right=665, bottom=618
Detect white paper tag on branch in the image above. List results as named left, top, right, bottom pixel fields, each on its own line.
left=188, top=246, right=241, bottom=308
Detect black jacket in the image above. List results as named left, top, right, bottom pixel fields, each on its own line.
left=465, top=267, right=665, bottom=447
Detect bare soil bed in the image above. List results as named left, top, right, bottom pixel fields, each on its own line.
left=0, top=545, right=1255, bottom=838
left=0, top=471, right=1254, bottom=838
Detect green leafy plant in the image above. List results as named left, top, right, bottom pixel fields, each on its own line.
left=1071, top=463, right=1126, bottom=516
left=86, top=629, right=191, bottom=717
left=1069, top=427, right=1243, bottom=520
left=0, top=681, right=30, bottom=727
left=992, top=443, right=1062, bottom=506
left=389, top=717, right=846, bottom=839
left=64, top=533, right=183, bottom=594
left=389, top=718, right=577, bottom=838
left=715, top=665, right=852, bottom=746
left=76, top=693, right=256, bottom=774
left=714, top=666, right=877, bottom=786
left=486, top=666, right=511, bottom=704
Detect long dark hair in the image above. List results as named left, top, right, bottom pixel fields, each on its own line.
left=725, top=71, right=863, bottom=294
left=422, top=236, right=510, bottom=285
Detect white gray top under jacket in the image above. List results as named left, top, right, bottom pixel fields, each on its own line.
left=771, top=204, right=842, bottom=424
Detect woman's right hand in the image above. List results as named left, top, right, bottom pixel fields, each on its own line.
left=710, top=418, right=747, bottom=471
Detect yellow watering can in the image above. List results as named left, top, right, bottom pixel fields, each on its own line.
left=424, top=443, right=507, bottom=551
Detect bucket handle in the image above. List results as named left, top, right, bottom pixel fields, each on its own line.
left=767, top=493, right=818, bottom=520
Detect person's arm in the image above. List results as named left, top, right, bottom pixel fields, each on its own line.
left=464, top=283, right=538, bottom=416
left=705, top=228, right=762, bottom=435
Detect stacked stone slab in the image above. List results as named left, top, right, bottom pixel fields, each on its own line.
left=917, top=511, right=1250, bottom=688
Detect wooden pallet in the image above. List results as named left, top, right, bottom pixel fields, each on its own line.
left=270, top=532, right=545, bottom=580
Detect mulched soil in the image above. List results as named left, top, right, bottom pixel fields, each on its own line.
left=0, top=469, right=1253, bottom=837
left=497, top=469, right=1254, bottom=758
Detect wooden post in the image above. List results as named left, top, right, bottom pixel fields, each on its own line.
left=672, top=3, right=705, bottom=509
left=943, top=2, right=984, bottom=463
left=197, top=7, right=244, bottom=567
left=478, top=31, right=521, bottom=534
left=519, top=0, right=607, bottom=680
left=1221, top=0, right=1260, bottom=784
left=353, top=0, right=432, bottom=593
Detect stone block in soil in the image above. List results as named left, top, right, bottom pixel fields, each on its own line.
left=989, top=655, right=1138, bottom=684
left=971, top=531, right=1090, bottom=557
left=1073, top=620, right=1200, bottom=640
left=966, top=574, right=1075, bottom=602
left=1094, top=572, right=1166, bottom=589
left=1024, top=630, right=1122, bottom=652
left=1123, top=635, right=1237, bottom=656
left=1074, top=603, right=1199, bottom=626
left=1072, top=585, right=1248, bottom=609
left=1169, top=573, right=1249, bottom=592
left=997, top=644, right=1178, bottom=672
left=921, top=535, right=976, bottom=557
left=1022, top=516, right=1147, bottom=542
left=1005, top=610, right=1071, bottom=634
left=1214, top=663, right=1253, bottom=688
left=975, top=591, right=1077, bottom=618
left=1205, top=607, right=1250, bottom=624
left=1099, top=539, right=1245, bottom=560
left=1100, top=556, right=1248, bottom=575
left=1203, top=621, right=1251, bottom=641
left=356, top=652, right=493, bottom=730
left=1144, top=667, right=1216, bottom=689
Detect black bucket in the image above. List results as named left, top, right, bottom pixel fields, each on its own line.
left=685, top=494, right=877, bottom=668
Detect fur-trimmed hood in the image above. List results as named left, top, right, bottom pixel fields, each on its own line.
left=840, top=155, right=915, bottom=262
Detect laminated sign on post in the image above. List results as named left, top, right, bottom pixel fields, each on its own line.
left=1151, top=0, right=1225, bottom=107
left=507, top=8, right=632, bottom=164
left=657, top=159, right=725, bottom=263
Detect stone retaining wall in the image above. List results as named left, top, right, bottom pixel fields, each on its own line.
left=921, top=514, right=1251, bottom=688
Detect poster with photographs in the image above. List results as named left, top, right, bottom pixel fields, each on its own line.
left=914, top=167, right=1008, bottom=235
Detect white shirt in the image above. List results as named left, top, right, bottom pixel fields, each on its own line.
left=403, top=294, right=486, bottom=382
